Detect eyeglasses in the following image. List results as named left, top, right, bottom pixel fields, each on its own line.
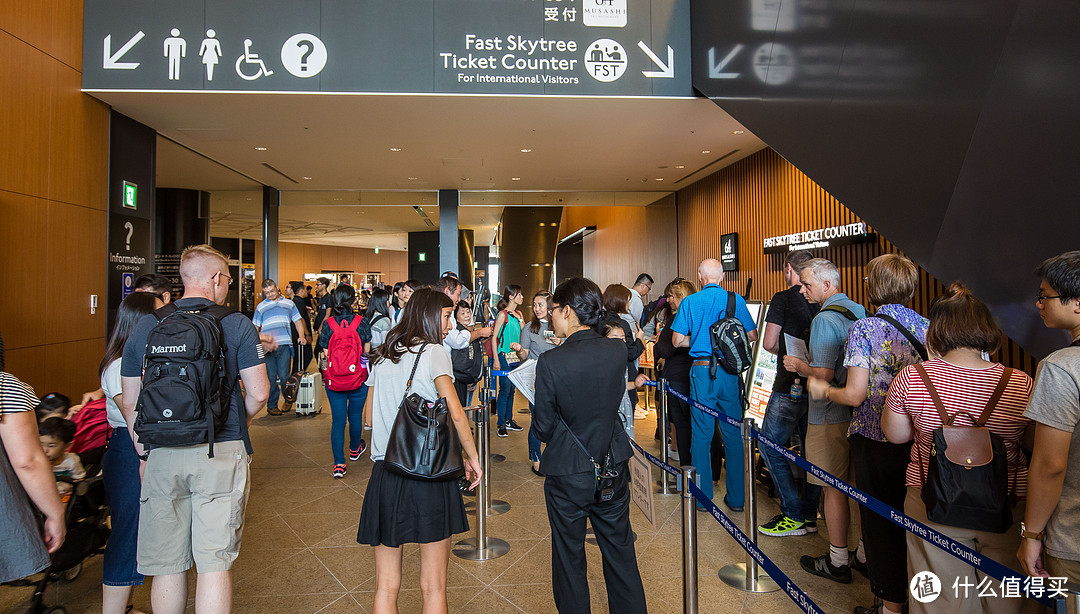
left=214, top=271, right=234, bottom=287
left=1036, top=292, right=1062, bottom=303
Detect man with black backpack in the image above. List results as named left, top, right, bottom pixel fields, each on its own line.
left=670, top=258, right=758, bottom=513
left=780, top=258, right=867, bottom=585
left=120, top=244, right=269, bottom=614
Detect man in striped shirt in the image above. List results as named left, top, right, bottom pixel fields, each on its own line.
left=253, top=279, right=309, bottom=415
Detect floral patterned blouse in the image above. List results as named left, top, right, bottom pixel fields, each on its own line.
left=844, top=304, right=929, bottom=442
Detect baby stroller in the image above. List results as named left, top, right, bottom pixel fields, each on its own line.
left=3, top=475, right=111, bottom=614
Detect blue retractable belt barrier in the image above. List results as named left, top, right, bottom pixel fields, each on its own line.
left=651, top=380, right=1057, bottom=608
left=628, top=436, right=824, bottom=614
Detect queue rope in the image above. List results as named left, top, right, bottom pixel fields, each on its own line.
left=647, top=380, right=1058, bottom=608
left=628, top=436, right=824, bottom=614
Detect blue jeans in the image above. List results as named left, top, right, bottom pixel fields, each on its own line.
left=101, top=427, right=144, bottom=586
left=528, top=403, right=542, bottom=462
left=326, top=385, right=368, bottom=465
left=496, top=354, right=515, bottom=426
left=265, top=346, right=293, bottom=409
left=759, top=392, right=821, bottom=523
left=689, top=364, right=744, bottom=507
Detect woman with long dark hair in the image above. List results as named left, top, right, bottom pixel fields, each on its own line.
left=391, top=279, right=419, bottom=324
left=533, top=277, right=647, bottom=613
left=362, top=288, right=393, bottom=349
left=317, top=283, right=370, bottom=479
left=99, top=291, right=161, bottom=614
left=358, top=288, right=482, bottom=613
left=492, top=284, right=525, bottom=437
left=509, top=290, right=561, bottom=473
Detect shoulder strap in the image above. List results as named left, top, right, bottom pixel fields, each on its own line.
left=818, top=305, right=860, bottom=322
left=346, top=316, right=363, bottom=333
left=913, top=363, right=952, bottom=425
left=725, top=290, right=736, bottom=320
left=556, top=414, right=596, bottom=466
left=153, top=303, right=178, bottom=322
left=327, top=317, right=342, bottom=333
left=400, top=343, right=426, bottom=404
left=976, top=368, right=1013, bottom=426
left=873, top=313, right=928, bottom=361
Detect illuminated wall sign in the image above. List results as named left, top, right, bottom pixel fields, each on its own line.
left=720, top=232, right=738, bottom=271
left=82, top=0, right=692, bottom=98
left=122, top=180, right=138, bottom=209
left=762, top=222, right=874, bottom=254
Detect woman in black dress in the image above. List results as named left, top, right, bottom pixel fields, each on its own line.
left=532, top=278, right=647, bottom=614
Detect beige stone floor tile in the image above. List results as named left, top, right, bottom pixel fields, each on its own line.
left=233, top=549, right=347, bottom=596
left=281, top=512, right=362, bottom=547
left=231, top=592, right=347, bottom=614
left=282, top=485, right=365, bottom=516
left=352, top=586, right=483, bottom=613
left=315, top=593, right=369, bottom=614
left=311, top=546, right=377, bottom=592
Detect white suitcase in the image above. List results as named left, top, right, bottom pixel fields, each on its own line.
left=295, top=372, right=322, bottom=416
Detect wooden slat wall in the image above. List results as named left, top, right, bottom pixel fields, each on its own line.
left=677, top=148, right=1036, bottom=374
left=1, top=1, right=112, bottom=394
left=559, top=196, right=679, bottom=291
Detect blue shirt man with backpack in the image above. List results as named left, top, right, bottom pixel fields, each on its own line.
left=253, top=279, right=308, bottom=415
left=120, top=244, right=269, bottom=614
left=671, top=258, right=758, bottom=512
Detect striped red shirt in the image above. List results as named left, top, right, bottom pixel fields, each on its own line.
left=885, top=358, right=1033, bottom=496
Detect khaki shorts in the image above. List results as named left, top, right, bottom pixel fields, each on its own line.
left=805, top=422, right=851, bottom=487
left=138, top=441, right=251, bottom=575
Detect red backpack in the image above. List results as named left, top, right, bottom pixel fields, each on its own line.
left=324, top=316, right=368, bottom=391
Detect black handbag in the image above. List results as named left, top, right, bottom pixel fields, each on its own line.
left=915, top=364, right=1014, bottom=533
left=383, top=344, right=466, bottom=481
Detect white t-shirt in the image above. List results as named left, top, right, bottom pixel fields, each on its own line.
left=101, top=359, right=127, bottom=429
left=368, top=343, right=454, bottom=461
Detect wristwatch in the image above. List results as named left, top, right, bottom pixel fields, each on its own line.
left=1019, top=522, right=1045, bottom=541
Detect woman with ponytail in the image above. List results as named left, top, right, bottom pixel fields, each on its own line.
left=492, top=284, right=525, bottom=437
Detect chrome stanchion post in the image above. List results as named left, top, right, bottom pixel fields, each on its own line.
left=719, top=417, right=779, bottom=592
left=681, top=465, right=698, bottom=614
left=454, top=383, right=510, bottom=561
left=657, top=379, right=674, bottom=495
left=466, top=375, right=509, bottom=515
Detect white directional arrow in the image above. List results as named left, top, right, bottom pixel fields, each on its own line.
left=103, top=31, right=145, bottom=69
left=708, top=44, right=744, bottom=79
left=637, top=41, right=674, bottom=78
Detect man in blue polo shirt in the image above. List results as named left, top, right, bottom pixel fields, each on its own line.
left=253, top=279, right=308, bottom=415
left=671, top=258, right=758, bottom=511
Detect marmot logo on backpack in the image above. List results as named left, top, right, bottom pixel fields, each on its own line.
left=152, top=344, right=187, bottom=354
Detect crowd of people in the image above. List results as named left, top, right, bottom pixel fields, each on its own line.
left=1, top=244, right=1078, bottom=614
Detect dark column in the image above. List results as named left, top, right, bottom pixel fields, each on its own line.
left=155, top=188, right=209, bottom=299
left=438, top=189, right=459, bottom=277
left=498, top=207, right=563, bottom=321
left=106, top=111, right=155, bottom=333
left=262, top=186, right=280, bottom=283
left=458, top=229, right=475, bottom=291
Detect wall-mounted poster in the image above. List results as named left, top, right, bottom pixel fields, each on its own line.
left=745, top=301, right=774, bottom=426
left=720, top=232, right=738, bottom=272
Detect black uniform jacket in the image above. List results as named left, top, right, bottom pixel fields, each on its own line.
left=534, top=328, right=633, bottom=476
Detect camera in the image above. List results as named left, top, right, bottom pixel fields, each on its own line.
left=594, top=452, right=619, bottom=502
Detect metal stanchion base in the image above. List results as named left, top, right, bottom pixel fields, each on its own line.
left=654, top=478, right=678, bottom=494
left=464, top=499, right=511, bottom=515
left=490, top=453, right=506, bottom=463
left=718, top=563, right=780, bottom=593
left=453, top=536, right=511, bottom=561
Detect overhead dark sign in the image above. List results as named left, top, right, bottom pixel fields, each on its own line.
left=762, top=222, right=874, bottom=254
left=720, top=232, right=738, bottom=271
left=83, top=0, right=692, bottom=97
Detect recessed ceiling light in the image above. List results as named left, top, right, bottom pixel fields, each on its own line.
left=254, top=146, right=268, bottom=151
left=675, top=165, right=685, bottom=169
left=511, top=177, right=521, bottom=181
left=520, top=148, right=532, bottom=153
left=302, top=176, right=312, bottom=180
left=733, top=130, right=745, bottom=135
left=656, top=178, right=665, bottom=181
left=333, top=198, right=342, bottom=201
left=702, top=150, right=711, bottom=154
left=389, top=147, right=402, bottom=152
left=407, top=176, right=418, bottom=180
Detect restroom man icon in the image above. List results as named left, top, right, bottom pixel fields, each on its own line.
left=164, top=28, right=186, bottom=80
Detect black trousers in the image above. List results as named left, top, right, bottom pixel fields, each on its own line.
left=851, top=434, right=912, bottom=604
left=544, top=462, right=647, bottom=614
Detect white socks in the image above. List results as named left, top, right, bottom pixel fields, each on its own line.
left=855, top=539, right=866, bottom=563
left=830, top=544, right=849, bottom=568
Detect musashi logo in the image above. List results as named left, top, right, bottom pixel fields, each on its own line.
left=152, top=344, right=187, bottom=353
left=583, top=0, right=627, bottom=28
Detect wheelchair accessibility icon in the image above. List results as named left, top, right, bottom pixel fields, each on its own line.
left=235, top=39, right=274, bottom=80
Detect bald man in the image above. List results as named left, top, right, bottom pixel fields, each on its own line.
left=670, top=258, right=758, bottom=512
left=120, top=244, right=269, bottom=614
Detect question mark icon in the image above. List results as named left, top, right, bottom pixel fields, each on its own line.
left=281, top=34, right=325, bottom=78
left=124, top=221, right=134, bottom=251
left=297, top=41, right=313, bottom=71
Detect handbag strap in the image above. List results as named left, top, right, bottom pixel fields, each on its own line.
left=400, top=343, right=426, bottom=405
left=556, top=413, right=621, bottom=471
left=913, top=363, right=1012, bottom=426
left=873, top=312, right=928, bottom=361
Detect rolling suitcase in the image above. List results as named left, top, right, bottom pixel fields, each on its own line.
left=295, top=371, right=323, bottom=416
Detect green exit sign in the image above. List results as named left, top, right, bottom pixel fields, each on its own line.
left=418, top=252, right=426, bottom=262
left=122, top=181, right=137, bottom=209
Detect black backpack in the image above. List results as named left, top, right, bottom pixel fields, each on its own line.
left=134, top=303, right=235, bottom=457
left=708, top=291, right=753, bottom=379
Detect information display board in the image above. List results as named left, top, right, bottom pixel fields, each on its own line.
left=744, top=301, right=773, bottom=426
left=83, top=0, right=692, bottom=97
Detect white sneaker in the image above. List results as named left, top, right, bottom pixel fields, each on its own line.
left=633, top=409, right=648, bottom=420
